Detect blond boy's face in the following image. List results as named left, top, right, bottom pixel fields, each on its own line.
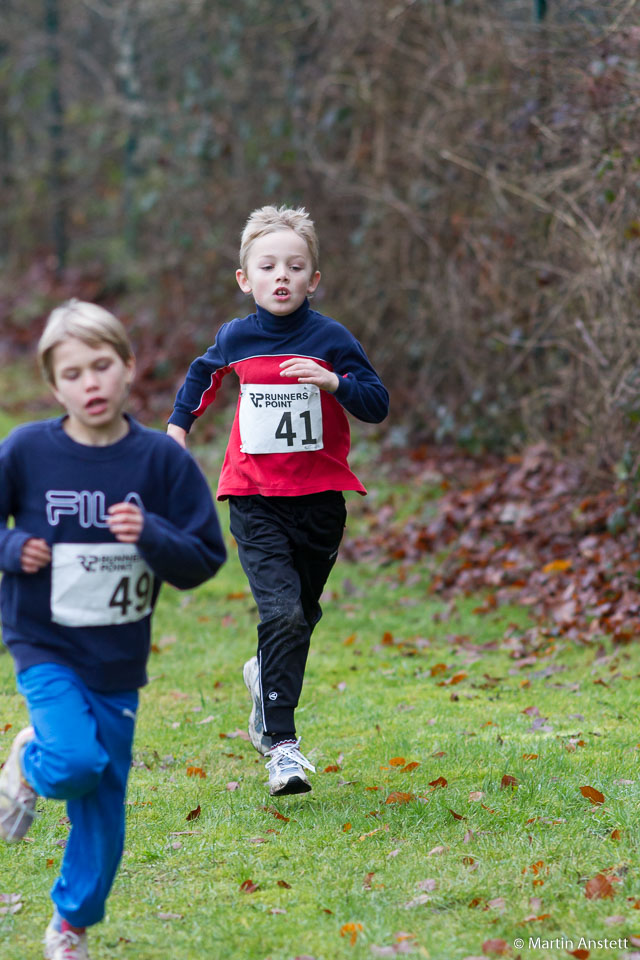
left=236, top=228, right=320, bottom=316
left=50, top=337, right=135, bottom=444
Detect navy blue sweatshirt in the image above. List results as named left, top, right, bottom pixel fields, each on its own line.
left=0, top=416, right=226, bottom=692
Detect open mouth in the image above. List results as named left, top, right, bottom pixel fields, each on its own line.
left=85, top=397, right=107, bottom=413
left=274, top=288, right=290, bottom=298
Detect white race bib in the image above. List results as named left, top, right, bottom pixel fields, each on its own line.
left=239, top=383, right=323, bottom=454
left=51, top=543, right=154, bottom=627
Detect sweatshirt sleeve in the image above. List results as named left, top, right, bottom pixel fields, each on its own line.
left=137, top=449, right=226, bottom=589
left=0, top=435, right=32, bottom=574
left=168, top=325, right=232, bottom=433
left=331, top=331, right=389, bottom=423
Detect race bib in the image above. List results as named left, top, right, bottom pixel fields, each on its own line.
left=51, top=543, right=154, bottom=627
left=239, top=383, right=323, bottom=454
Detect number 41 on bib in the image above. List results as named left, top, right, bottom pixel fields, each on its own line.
left=239, top=383, right=324, bottom=454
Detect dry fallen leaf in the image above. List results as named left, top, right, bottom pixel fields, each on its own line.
left=0, top=901, right=22, bottom=916
left=370, top=945, right=416, bottom=957
left=263, top=806, right=290, bottom=822
left=186, top=766, right=206, bottom=778
left=385, top=791, right=415, bottom=805
left=585, top=873, right=615, bottom=900
left=542, top=558, right=572, bottom=573
left=416, top=879, right=436, bottom=892
left=482, top=939, right=510, bottom=956
left=429, top=776, right=448, bottom=789
left=357, top=825, right=389, bottom=841
left=428, top=845, right=447, bottom=856
left=580, top=785, right=605, bottom=805
left=218, top=729, right=251, bottom=741
left=403, top=893, right=431, bottom=908
left=430, top=663, right=448, bottom=676
left=487, top=897, right=506, bottom=912
left=340, top=922, right=363, bottom=946
left=186, top=804, right=201, bottom=822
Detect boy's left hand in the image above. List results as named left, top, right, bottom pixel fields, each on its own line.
left=279, top=358, right=339, bottom=393
left=108, top=502, right=144, bottom=543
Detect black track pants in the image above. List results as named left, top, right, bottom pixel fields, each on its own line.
left=228, top=492, right=346, bottom=737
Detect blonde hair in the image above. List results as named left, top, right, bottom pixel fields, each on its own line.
left=239, top=205, right=319, bottom=274
left=38, top=299, right=134, bottom=385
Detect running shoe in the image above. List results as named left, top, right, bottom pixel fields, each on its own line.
left=0, top=726, right=37, bottom=843
left=265, top=739, right=315, bottom=796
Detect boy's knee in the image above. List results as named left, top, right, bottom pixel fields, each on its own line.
left=263, top=600, right=308, bottom=637
left=40, top=745, right=108, bottom=799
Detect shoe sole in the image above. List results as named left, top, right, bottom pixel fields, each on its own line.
left=243, top=659, right=271, bottom=757
left=0, top=791, right=36, bottom=843
left=270, top=776, right=312, bottom=797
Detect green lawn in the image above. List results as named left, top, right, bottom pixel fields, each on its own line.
left=1, top=414, right=639, bottom=959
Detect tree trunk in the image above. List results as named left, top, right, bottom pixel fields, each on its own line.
left=45, top=0, right=67, bottom=274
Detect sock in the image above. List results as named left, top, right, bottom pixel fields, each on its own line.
left=55, top=915, right=85, bottom=936
left=271, top=733, right=297, bottom=748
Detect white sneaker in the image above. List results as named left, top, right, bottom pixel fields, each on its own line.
left=0, top=726, right=37, bottom=842
left=43, top=920, right=90, bottom=959
left=265, top=739, right=315, bottom=796
left=243, top=657, right=272, bottom=756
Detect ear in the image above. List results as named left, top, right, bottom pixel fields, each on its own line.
left=307, top=270, right=321, bottom=295
left=236, top=268, right=252, bottom=294
left=51, top=383, right=64, bottom=408
left=124, top=356, right=136, bottom=387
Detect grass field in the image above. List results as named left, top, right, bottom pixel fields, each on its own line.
left=1, top=410, right=639, bottom=960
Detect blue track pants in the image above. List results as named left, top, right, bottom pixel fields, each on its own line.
left=17, top=663, right=138, bottom=928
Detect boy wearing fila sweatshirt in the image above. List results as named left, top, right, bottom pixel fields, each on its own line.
left=0, top=300, right=225, bottom=960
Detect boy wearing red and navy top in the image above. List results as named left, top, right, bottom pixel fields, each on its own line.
left=168, top=205, right=388, bottom=796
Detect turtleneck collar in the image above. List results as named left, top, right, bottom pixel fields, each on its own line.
left=255, top=298, right=310, bottom=332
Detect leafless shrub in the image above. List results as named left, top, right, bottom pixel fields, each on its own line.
left=1, top=0, right=638, bottom=471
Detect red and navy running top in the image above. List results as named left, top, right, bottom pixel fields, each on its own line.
left=168, top=299, right=389, bottom=499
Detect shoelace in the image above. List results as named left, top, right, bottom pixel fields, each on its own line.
left=265, top=739, right=316, bottom=774
left=51, top=928, right=83, bottom=957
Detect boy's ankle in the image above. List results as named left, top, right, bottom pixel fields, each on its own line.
left=60, top=918, right=86, bottom=936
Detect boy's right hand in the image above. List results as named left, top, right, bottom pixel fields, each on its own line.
left=167, top=424, right=188, bottom=449
left=21, top=538, right=52, bottom=574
